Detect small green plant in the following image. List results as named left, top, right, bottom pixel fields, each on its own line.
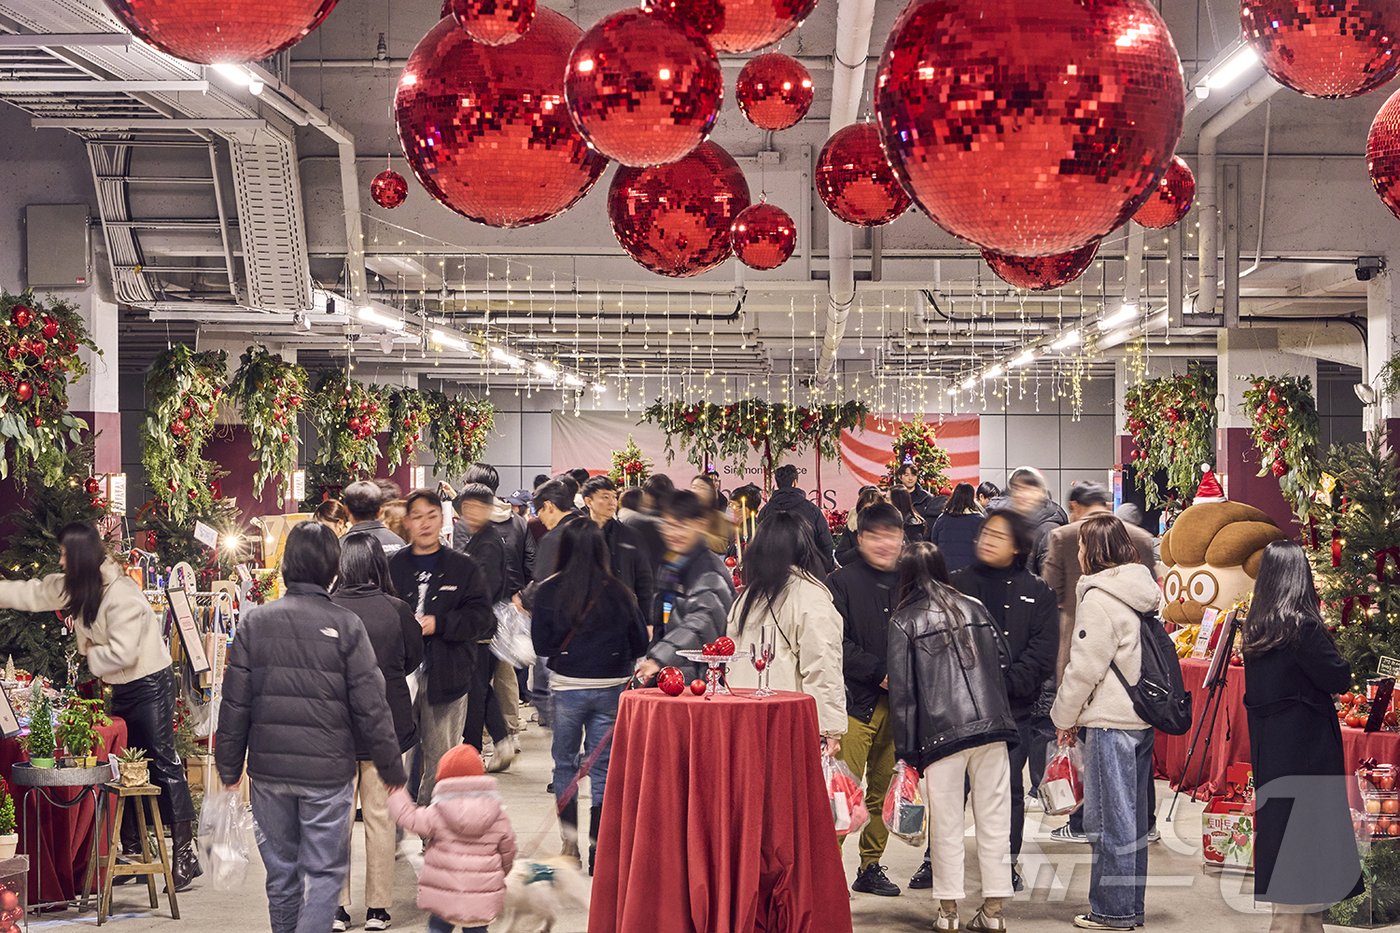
left=117, top=747, right=147, bottom=764
left=0, top=785, right=14, bottom=835
left=25, top=688, right=55, bottom=761
left=54, top=695, right=109, bottom=759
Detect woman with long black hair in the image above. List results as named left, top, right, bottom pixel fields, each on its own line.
left=0, top=523, right=201, bottom=888
left=930, top=482, right=986, bottom=573
left=531, top=519, right=649, bottom=873
left=891, top=487, right=931, bottom=545
left=1243, top=541, right=1363, bottom=933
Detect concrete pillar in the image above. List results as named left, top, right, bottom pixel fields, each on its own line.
left=1216, top=328, right=1317, bottom=531
left=68, top=293, right=120, bottom=474
left=1367, top=271, right=1400, bottom=446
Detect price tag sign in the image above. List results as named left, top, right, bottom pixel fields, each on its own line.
left=1378, top=656, right=1400, bottom=678
left=1192, top=608, right=1219, bottom=660
left=167, top=587, right=211, bottom=674
left=193, top=521, right=219, bottom=550
left=0, top=685, right=19, bottom=739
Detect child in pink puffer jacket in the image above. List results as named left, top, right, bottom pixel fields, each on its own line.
left=388, top=744, right=516, bottom=933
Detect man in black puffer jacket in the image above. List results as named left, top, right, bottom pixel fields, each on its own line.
left=216, top=522, right=406, bottom=933
left=583, top=476, right=655, bottom=617
left=758, top=464, right=835, bottom=572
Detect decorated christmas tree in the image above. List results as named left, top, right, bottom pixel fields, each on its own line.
left=883, top=419, right=952, bottom=490
left=25, top=687, right=54, bottom=761
left=609, top=436, right=653, bottom=488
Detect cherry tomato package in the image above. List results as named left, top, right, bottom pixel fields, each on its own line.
left=1039, top=740, right=1085, bottom=816
left=823, top=754, right=869, bottom=837
left=882, top=760, right=927, bottom=846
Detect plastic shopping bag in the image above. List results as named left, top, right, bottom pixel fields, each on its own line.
left=1039, top=739, right=1085, bottom=816
left=200, top=783, right=255, bottom=891
left=881, top=760, right=927, bottom=847
left=490, top=600, right=537, bottom=668
left=823, top=754, right=869, bottom=838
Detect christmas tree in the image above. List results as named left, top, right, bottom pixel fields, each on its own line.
left=25, top=687, right=54, bottom=760
left=609, top=436, right=653, bottom=488
left=883, top=419, right=952, bottom=490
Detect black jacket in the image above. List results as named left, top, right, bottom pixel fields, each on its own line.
left=520, top=513, right=583, bottom=611
left=458, top=524, right=509, bottom=605
left=827, top=556, right=899, bottom=724
left=951, top=563, right=1059, bottom=717
left=388, top=546, right=494, bottom=705
left=1024, top=498, right=1069, bottom=573
left=216, top=582, right=408, bottom=788
left=332, top=585, right=424, bottom=756
left=647, top=546, right=736, bottom=670
left=532, top=576, right=649, bottom=679
left=887, top=590, right=1018, bottom=771
left=619, top=509, right=666, bottom=577
left=759, top=487, right=836, bottom=572
left=902, top=514, right=931, bottom=545
left=930, top=512, right=984, bottom=574
left=346, top=520, right=407, bottom=555
left=907, top=484, right=945, bottom=522
left=602, top=518, right=655, bottom=616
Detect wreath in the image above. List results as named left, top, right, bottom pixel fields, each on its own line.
left=227, top=346, right=307, bottom=502
left=0, top=292, right=100, bottom=487
left=143, top=345, right=226, bottom=522
left=428, top=392, right=494, bottom=480
left=641, top=399, right=867, bottom=477
left=1123, top=362, right=1217, bottom=509
left=1242, top=374, right=1321, bottom=518
left=306, top=371, right=387, bottom=479
left=609, top=435, right=653, bottom=487
left=883, top=419, right=953, bottom=489
left=386, top=387, right=433, bottom=470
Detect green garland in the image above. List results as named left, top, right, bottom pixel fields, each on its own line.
left=143, top=345, right=227, bottom=523
left=883, top=419, right=953, bottom=489
left=1242, top=374, right=1321, bottom=520
left=306, top=371, right=387, bottom=479
left=386, top=387, right=432, bottom=470
left=226, top=346, right=307, bottom=502
left=428, top=391, right=494, bottom=480
left=1123, top=363, right=1217, bottom=509
left=641, top=399, right=868, bottom=475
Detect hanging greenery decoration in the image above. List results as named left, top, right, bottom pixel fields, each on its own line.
left=306, top=371, right=387, bottom=479
left=226, top=346, right=307, bottom=502
left=641, top=399, right=868, bottom=476
left=428, top=391, right=495, bottom=480
left=1123, top=363, right=1217, bottom=509
left=609, top=435, right=653, bottom=487
left=299, top=460, right=351, bottom=511
left=136, top=495, right=243, bottom=590
left=0, top=292, right=100, bottom=487
left=1242, top=374, right=1321, bottom=519
left=143, top=345, right=227, bottom=523
left=882, top=419, right=953, bottom=490
left=386, top=387, right=433, bottom=470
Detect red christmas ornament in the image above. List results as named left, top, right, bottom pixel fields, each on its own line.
left=1132, top=156, right=1196, bottom=229
left=450, top=0, right=536, bottom=46
left=815, top=123, right=911, bottom=227
left=689, top=679, right=707, bottom=696
left=645, top=0, right=819, bottom=54
left=982, top=241, right=1099, bottom=291
left=735, top=53, right=813, bottom=130
left=608, top=141, right=752, bottom=277
left=370, top=169, right=408, bottom=209
left=13, top=382, right=31, bottom=402
left=657, top=666, right=687, bottom=696
left=1368, top=87, right=1400, bottom=220
left=724, top=555, right=737, bottom=568
left=564, top=9, right=723, bottom=167
left=40, top=316, right=59, bottom=339
left=101, top=0, right=339, bottom=65
left=713, top=635, right=736, bottom=656
left=1241, top=0, right=1400, bottom=99
left=875, top=0, right=1184, bottom=256
left=396, top=9, right=607, bottom=228
left=731, top=201, right=797, bottom=270
left=1271, top=458, right=1290, bottom=477
left=9, top=305, right=33, bottom=329
left=84, top=477, right=101, bottom=495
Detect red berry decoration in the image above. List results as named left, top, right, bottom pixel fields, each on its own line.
left=371, top=169, right=409, bottom=209
left=689, top=679, right=706, bottom=696
left=1132, top=156, right=1196, bottom=229
left=9, top=305, right=34, bottom=329
left=1271, top=458, right=1290, bottom=477
left=1240, top=0, right=1400, bottom=99
left=657, top=666, right=687, bottom=696
left=982, top=241, right=1100, bottom=291
left=815, top=122, right=911, bottom=227
left=451, top=0, right=536, bottom=46
left=14, top=382, right=31, bottom=402
left=735, top=53, right=813, bottom=131
left=713, top=636, right=736, bottom=656
left=101, top=0, right=340, bottom=65
left=731, top=202, right=797, bottom=270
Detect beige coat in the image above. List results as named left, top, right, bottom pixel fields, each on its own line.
left=725, top=570, right=847, bottom=736
left=0, top=560, right=167, bottom=684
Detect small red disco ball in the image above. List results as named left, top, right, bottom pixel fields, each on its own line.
left=103, top=0, right=339, bottom=64
left=732, top=202, right=797, bottom=270
left=370, top=170, right=408, bottom=209
left=736, top=53, right=813, bottom=130
left=875, top=0, right=1184, bottom=256
left=608, top=141, right=752, bottom=277
left=644, top=0, right=820, bottom=54
left=982, top=241, right=1100, bottom=291
left=395, top=9, right=607, bottom=228
left=565, top=8, right=723, bottom=167
left=451, top=0, right=536, bottom=46
left=1367, top=87, right=1400, bottom=220
left=815, top=122, right=911, bottom=227
left=1132, top=156, right=1195, bottom=229
left=1241, top=0, right=1400, bottom=99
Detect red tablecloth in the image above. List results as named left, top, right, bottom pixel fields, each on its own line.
left=589, top=689, right=853, bottom=933
left=0, top=718, right=126, bottom=905
left=1153, top=658, right=1400, bottom=799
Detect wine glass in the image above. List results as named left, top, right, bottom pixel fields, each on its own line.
left=751, top=623, right=777, bottom=698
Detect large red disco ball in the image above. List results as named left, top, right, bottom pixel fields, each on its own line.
left=815, top=123, right=911, bottom=227
left=608, top=141, right=752, bottom=277
left=732, top=202, right=796, bottom=269
left=396, top=10, right=607, bottom=229
left=736, top=53, right=813, bottom=130
left=982, top=241, right=1100, bottom=291
left=451, top=0, right=536, bottom=46
left=565, top=9, right=723, bottom=167
left=644, top=0, right=820, bottom=54
left=1241, top=0, right=1400, bottom=99
left=1132, top=156, right=1195, bottom=229
left=1367, top=87, right=1400, bottom=220
left=875, top=0, right=1185, bottom=256
left=102, top=0, right=339, bottom=64
left=371, top=170, right=408, bottom=209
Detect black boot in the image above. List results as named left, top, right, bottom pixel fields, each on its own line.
left=170, top=820, right=202, bottom=892
left=589, top=804, right=603, bottom=877
left=559, top=799, right=580, bottom=865
left=113, top=816, right=144, bottom=886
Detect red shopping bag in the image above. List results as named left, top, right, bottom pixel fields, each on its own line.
left=1039, top=740, right=1085, bottom=816
left=881, top=760, right=927, bottom=847
left=823, top=755, right=869, bottom=837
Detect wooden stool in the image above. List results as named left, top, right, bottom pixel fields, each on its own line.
left=98, top=782, right=179, bottom=924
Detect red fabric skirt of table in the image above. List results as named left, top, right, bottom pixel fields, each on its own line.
left=589, top=689, right=854, bottom=933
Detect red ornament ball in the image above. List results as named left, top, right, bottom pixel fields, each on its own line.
left=815, top=123, right=911, bottom=227
left=9, top=305, right=33, bottom=330
left=14, top=382, right=32, bottom=403
left=608, top=141, right=752, bottom=277
left=41, top=316, right=59, bottom=339
left=565, top=9, right=723, bottom=167
left=451, top=0, right=536, bottom=46
left=645, top=0, right=819, bottom=54
left=1132, top=156, right=1196, bottom=229
left=1368, top=87, right=1400, bottom=220
left=396, top=9, right=607, bottom=228
left=102, top=0, right=339, bottom=65
left=982, top=241, right=1100, bottom=291
left=735, top=53, right=814, bottom=130
left=0, top=890, right=17, bottom=912
left=724, top=555, right=738, bottom=568
left=370, top=170, right=409, bottom=209
left=713, top=636, right=736, bottom=656
left=689, top=679, right=707, bottom=696
left=84, top=477, right=102, bottom=495
left=1241, top=0, right=1400, bottom=99
left=731, top=202, right=797, bottom=270
left=657, top=666, right=687, bottom=696
left=875, top=0, right=1185, bottom=256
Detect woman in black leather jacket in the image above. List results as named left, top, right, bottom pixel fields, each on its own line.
left=888, top=542, right=1018, bottom=933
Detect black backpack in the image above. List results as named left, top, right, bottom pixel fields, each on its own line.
left=1109, top=610, right=1193, bottom=735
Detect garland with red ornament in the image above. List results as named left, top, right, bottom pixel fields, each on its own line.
left=386, top=387, right=432, bottom=470
left=641, top=399, right=867, bottom=477
left=307, top=371, right=388, bottom=480
left=427, top=391, right=494, bottom=480
left=1241, top=374, right=1321, bottom=520
left=882, top=419, right=952, bottom=489
left=1122, top=363, right=1217, bottom=509
left=609, top=435, right=652, bottom=487
left=227, top=345, right=307, bottom=502
left=143, top=345, right=227, bottom=523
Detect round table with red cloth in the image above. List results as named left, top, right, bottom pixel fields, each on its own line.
left=589, top=689, right=854, bottom=933
left=0, top=717, right=126, bottom=905
left=1154, top=658, right=1400, bottom=799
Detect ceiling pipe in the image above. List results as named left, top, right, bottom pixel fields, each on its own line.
left=815, top=0, right=879, bottom=385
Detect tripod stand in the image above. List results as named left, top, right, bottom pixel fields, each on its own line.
left=1166, top=610, right=1242, bottom=821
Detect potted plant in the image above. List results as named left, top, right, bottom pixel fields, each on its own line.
left=116, top=747, right=150, bottom=788
left=24, top=691, right=55, bottom=768
left=0, top=784, right=15, bottom=859
left=55, top=696, right=110, bottom=768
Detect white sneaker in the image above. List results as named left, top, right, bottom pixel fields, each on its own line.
left=1050, top=825, right=1090, bottom=844
left=332, top=907, right=351, bottom=932
left=486, top=737, right=516, bottom=773
left=1025, top=793, right=1044, bottom=812
left=1146, top=826, right=1160, bottom=843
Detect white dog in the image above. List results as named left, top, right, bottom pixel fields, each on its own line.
left=496, top=856, right=592, bottom=932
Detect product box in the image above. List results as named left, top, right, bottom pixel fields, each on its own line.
left=1203, top=764, right=1255, bottom=873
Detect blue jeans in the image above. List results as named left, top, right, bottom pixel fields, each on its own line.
left=427, top=919, right=486, bottom=933
left=251, top=780, right=355, bottom=933
left=1081, top=727, right=1154, bottom=928
left=552, top=684, right=625, bottom=809
left=533, top=658, right=554, bottom=727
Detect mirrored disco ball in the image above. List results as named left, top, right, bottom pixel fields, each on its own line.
left=982, top=241, right=1100, bottom=291
left=644, top=0, right=820, bottom=54
left=1241, top=0, right=1400, bottom=99
left=451, top=0, right=536, bottom=46
left=736, top=53, right=814, bottom=130
left=815, top=122, right=911, bottom=227
left=1367, top=86, right=1400, bottom=220
left=103, top=0, right=339, bottom=64
left=1132, top=156, right=1195, bottom=229
left=732, top=202, right=797, bottom=269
